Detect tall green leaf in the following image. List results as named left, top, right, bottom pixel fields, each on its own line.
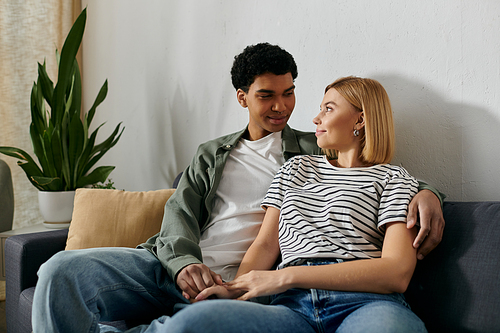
left=50, top=129, right=63, bottom=182
left=37, top=61, right=54, bottom=108
left=67, top=113, right=85, bottom=186
left=51, top=8, right=86, bottom=126
left=83, top=123, right=124, bottom=175
left=30, top=82, right=46, bottom=135
left=29, top=123, right=49, bottom=174
left=87, top=80, right=108, bottom=126
left=70, top=59, right=82, bottom=118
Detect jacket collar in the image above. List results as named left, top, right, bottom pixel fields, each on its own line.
left=218, top=128, right=247, bottom=151
left=218, top=124, right=300, bottom=154
left=281, top=124, right=301, bottom=155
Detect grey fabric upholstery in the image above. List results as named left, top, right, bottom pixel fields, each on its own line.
left=405, top=201, right=500, bottom=333
left=0, top=159, right=14, bottom=232
left=5, top=229, right=68, bottom=333
left=5, top=202, right=500, bottom=333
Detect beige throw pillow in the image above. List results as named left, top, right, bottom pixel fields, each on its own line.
left=65, top=188, right=175, bottom=250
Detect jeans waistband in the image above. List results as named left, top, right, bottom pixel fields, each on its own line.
left=283, top=257, right=355, bottom=268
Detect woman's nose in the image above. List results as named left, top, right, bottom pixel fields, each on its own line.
left=313, top=113, right=321, bottom=125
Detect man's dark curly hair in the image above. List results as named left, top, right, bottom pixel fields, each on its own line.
left=231, top=43, right=298, bottom=92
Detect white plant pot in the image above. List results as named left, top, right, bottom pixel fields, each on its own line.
left=38, top=191, right=75, bottom=229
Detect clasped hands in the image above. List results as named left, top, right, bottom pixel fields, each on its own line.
left=176, top=263, right=284, bottom=302
left=195, top=269, right=286, bottom=302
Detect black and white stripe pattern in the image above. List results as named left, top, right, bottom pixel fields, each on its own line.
left=261, top=155, right=418, bottom=268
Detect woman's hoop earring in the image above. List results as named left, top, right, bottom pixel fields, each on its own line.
left=353, top=129, right=360, bottom=137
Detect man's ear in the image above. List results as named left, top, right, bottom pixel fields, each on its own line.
left=236, top=89, right=248, bottom=108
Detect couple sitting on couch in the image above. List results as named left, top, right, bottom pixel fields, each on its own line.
left=33, top=43, right=445, bottom=333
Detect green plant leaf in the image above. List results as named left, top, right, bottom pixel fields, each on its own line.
left=50, top=129, right=63, bottom=182
left=42, top=129, right=62, bottom=178
left=64, top=74, right=75, bottom=116
left=76, top=165, right=115, bottom=188
left=60, top=111, right=71, bottom=188
left=83, top=123, right=124, bottom=175
left=67, top=113, right=85, bottom=186
left=30, top=82, right=47, bottom=135
left=30, top=174, right=63, bottom=191
left=71, top=59, right=82, bottom=117
left=87, top=79, right=108, bottom=126
left=1, top=155, right=52, bottom=191
left=0, top=146, right=40, bottom=166
left=30, top=86, right=44, bottom=139
left=76, top=123, right=101, bottom=177
left=52, top=8, right=86, bottom=126
left=37, top=61, right=54, bottom=108
left=17, top=163, right=46, bottom=191
left=30, top=123, right=50, bottom=175
left=90, top=122, right=124, bottom=155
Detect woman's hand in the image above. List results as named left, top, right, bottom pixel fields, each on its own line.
left=195, top=284, right=243, bottom=301
left=225, top=270, right=290, bottom=301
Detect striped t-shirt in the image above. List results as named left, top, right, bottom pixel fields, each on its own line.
left=261, top=155, right=419, bottom=268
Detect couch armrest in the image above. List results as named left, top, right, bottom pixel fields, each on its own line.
left=5, top=228, right=68, bottom=332
left=6, top=229, right=68, bottom=292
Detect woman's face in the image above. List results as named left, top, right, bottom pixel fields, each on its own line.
left=313, top=88, right=362, bottom=151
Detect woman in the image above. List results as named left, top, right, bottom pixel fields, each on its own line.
left=181, top=76, right=427, bottom=333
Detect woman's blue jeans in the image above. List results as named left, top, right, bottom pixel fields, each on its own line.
left=124, top=259, right=427, bottom=333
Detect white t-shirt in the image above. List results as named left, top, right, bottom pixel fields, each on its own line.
left=261, top=155, right=419, bottom=268
left=199, top=131, right=285, bottom=281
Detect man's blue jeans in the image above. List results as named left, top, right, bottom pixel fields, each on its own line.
left=32, top=247, right=189, bottom=333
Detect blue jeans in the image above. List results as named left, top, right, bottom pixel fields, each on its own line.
left=123, top=259, right=427, bottom=333
left=34, top=252, right=426, bottom=333
left=32, top=248, right=189, bottom=333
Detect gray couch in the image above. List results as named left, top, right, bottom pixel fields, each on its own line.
left=6, top=201, right=500, bottom=333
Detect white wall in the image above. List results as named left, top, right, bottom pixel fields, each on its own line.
left=81, top=0, right=500, bottom=201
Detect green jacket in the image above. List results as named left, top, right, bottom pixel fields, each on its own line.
left=140, top=125, right=321, bottom=281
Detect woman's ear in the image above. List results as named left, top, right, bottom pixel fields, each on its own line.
left=356, top=111, right=365, bottom=130
left=236, top=89, right=248, bottom=108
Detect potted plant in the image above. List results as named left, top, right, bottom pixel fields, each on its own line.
left=0, top=8, right=124, bottom=227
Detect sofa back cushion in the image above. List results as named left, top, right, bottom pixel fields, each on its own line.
left=405, top=201, right=500, bottom=333
left=65, top=188, right=175, bottom=250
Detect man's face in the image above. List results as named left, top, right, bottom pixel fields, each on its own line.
left=237, top=72, right=295, bottom=141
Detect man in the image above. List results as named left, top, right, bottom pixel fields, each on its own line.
left=32, top=43, right=444, bottom=332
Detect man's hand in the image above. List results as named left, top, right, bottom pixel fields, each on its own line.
left=176, top=264, right=223, bottom=300
left=407, top=189, right=445, bottom=260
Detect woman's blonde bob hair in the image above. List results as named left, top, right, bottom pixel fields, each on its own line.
left=322, top=76, right=395, bottom=164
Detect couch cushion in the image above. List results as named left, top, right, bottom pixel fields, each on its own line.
left=405, top=201, right=500, bottom=333
left=65, top=188, right=175, bottom=250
